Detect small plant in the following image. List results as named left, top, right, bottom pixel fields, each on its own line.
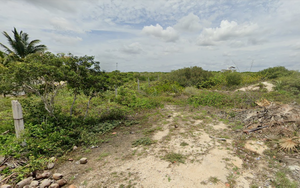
left=272, top=171, right=298, bottom=188
left=180, top=142, right=189, bottom=146
left=97, top=152, right=110, bottom=160
left=143, top=127, right=163, bottom=135
left=208, top=176, right=220, bottom=184
left=132, top=137, right=155, bottom=147
left=163, top=152, right=186, bottom=164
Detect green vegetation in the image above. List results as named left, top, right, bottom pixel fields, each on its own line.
left=272, top=171, right=298, bottom=188
left=163, top=152, right=186, bottom=164
left=1, top=28, right=300, bottom=185
left=132, top=137, right=155, bottom=147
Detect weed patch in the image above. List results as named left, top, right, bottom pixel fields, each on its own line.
left=132, top=137, right=155, bottom=147
left=163, top=152, right=186, bottom=164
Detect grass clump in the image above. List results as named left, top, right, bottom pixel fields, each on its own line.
left=180, top=142, right=189, bottom=146
left=97, top=152, right=110, bottom=160
left=208, top=176, right=220, bottom=184
left=272, top=171, right=298, bottom=188
left=132, top=137, right=155, bottom=147
left=163, top=152, right=186, bottom=164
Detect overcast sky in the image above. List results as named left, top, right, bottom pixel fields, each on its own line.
left=0, top=0, right=299, bottom=72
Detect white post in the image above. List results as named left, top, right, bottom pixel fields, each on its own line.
left=11, top=100, right=24, bottom=138
left=137, top=79, right=140, bottom=91
left=115, top=86, right=118, bottom=97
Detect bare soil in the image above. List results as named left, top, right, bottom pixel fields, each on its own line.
left=54, top=101, right=300, bottom=188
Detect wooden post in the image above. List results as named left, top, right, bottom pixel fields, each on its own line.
left=137, top=79, right=140, bottom=91
left=11, top=100, right=24, bottom=138
left=148, top=77, right=150, bottom=86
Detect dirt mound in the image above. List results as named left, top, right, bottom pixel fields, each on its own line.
left=236, top=81, right=274, bottom=92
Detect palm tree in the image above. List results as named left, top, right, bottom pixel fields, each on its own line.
left=0, top=27, right=47, bottom=59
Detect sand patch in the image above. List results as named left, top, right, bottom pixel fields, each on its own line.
left=244, top=140, right=268, bottom=155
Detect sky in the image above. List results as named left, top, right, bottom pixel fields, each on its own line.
left=0, top=0, right=299, bottom=72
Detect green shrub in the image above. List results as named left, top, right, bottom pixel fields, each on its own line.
left=166, top=66, right=213, bottom=87
left=188, top=90, right=258, bottom=109
left=132, top=137, right=155, bottom=147
left=225, top=72, right=242, bottom=86
left=259, top=66, right=291, bottom=79
left=163, top=152, right=186, bottom=163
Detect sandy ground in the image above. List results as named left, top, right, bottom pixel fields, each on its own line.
left=53, top=104, right=277, bottom=188
left=235, top=82, right=274, bottom=92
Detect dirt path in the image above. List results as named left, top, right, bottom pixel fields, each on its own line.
left=54, top=104, right=292, bottom=188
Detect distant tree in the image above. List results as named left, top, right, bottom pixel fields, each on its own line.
left=0, top=27, right=47, bottom=59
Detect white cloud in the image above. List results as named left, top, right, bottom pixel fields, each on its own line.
left=47, top=33, right=82, bottom=45
left=197, top=20, right=259, bottom=46
left=121, top=42, right=142, bottom=54
left=142, top=24, right=179, bottom=42
left=174, top=13, right=209, bottom=32
left=50, top=17, right=85, bottom=33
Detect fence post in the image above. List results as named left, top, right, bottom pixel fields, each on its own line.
left=11, top=100, right=24, bottom=139
left=115, top=85, right=118, bottom=97
left=148, top=77, right=150, bottom=86
left=137, top=79, right=140, bottom=91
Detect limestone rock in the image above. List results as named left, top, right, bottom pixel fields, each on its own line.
left=79, top=158, right=88, bottom=164
left=57, top=179, right=67, bottom=187
left=52, top=173, right=63, bottom=180
left=16, top=177, right=33, bottom=188
left=49, top=183, right=60, bottom=188
left=39, top=179, right=52, bottom=188
left=29, top=180, right=39, bottom=188
left=1, top=184, right=12, bottom=188
left=47, top=162, right=55, bottom=169
left=36, top=171, right=51, bottom=179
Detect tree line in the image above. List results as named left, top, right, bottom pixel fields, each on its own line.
left=0, top=28, right=110, bottom=118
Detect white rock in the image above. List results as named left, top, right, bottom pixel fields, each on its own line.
left=79, top=158, right=88, bottom=164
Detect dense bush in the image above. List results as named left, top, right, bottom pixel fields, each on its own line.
left=225, top=72, right=242, bottom=86
left=259, top=66, right=291, bottom=79
left=166, top=66, right=213, bottom=88
left=142, top=80, right=183, bottom=96
left=188, top=90, right=257, bottom=108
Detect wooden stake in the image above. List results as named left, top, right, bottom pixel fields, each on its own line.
left=11, top=100, right=24, bottom=138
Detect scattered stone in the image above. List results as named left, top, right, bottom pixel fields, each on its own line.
left=36, top=171, right=51, bottom=179
left=73, top=146, right=78, bottom=150
left=53, top=173, right=63, bottom=180
left=57, top=179, right=67, bottom=187
left=0, top=165, right=7, bottom=172
left=39, top=179, right=52, bottom=188
left=1, top=185, right=12, bottom=188
left=69, top=185, right=77, bottom=188
left=49, top=183, right=60, bottom=188
left=47, top=162, right=55, bottom=169
left=29, top=180, right=39, bottom=188
left=79, top=158, right=88, bottom=164
left=68, top=158, right=74, bottom=161
left=49, top=157, right=56, bottom=162
left=16, top=177, right=33, bottom=188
